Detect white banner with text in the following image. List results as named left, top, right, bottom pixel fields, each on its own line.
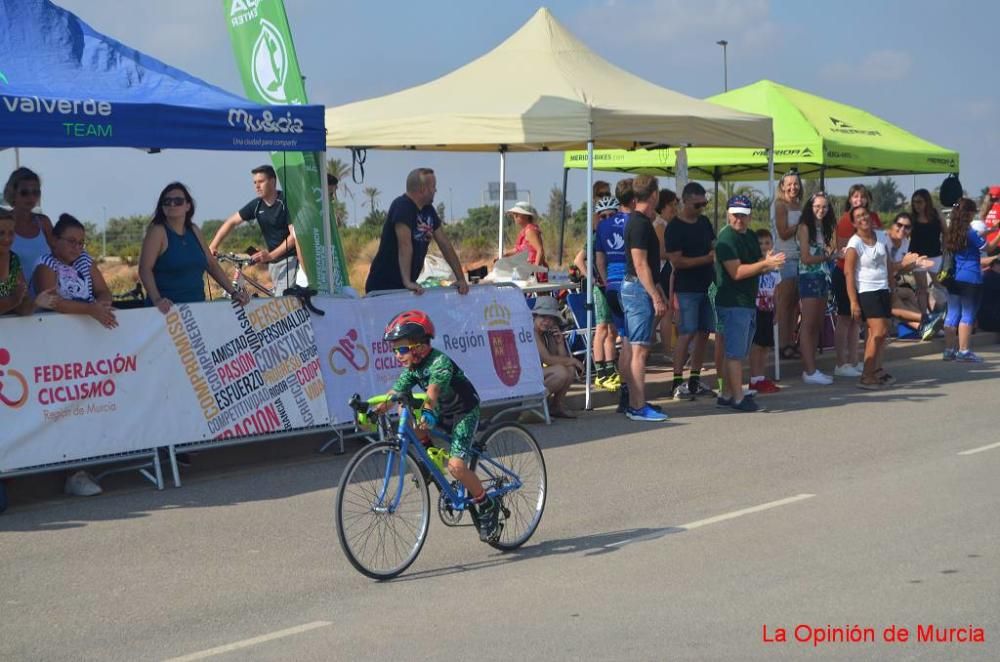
left=312, top=286, right=545, bottom=425
left=0, top=299, right=329, bottom=473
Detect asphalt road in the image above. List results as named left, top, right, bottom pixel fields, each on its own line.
left=2, top=348, right=999, bottom=661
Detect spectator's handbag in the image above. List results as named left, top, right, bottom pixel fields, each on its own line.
left=937, top=250, right=955, bottom=289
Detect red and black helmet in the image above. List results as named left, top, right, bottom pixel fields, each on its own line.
left=383, top=310, right=435, bottom=342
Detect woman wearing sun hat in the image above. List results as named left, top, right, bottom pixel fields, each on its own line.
left=504, top=201, right=547, bottom=269
left=531, top=296, right=580, bottom=418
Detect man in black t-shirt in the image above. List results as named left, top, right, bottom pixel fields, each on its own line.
left=210, top=165, right=306, bottom=292
left=365, top=168, right=469, bottom=295
left=620, top=175, right=669, bottom=422
left=664, top=182, right=717, bottom=400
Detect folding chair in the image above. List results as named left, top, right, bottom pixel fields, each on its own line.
left=563, top=291, right=592, bottom=360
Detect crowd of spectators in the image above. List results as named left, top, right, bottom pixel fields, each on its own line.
left=537, top=174, right=1000, bottom=419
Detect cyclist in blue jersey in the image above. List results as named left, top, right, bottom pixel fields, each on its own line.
left=583, top=195, right=624, bottom=391
left=596, top=179, right=635, bottom=414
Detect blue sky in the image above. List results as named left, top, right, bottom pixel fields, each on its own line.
left=5, top=0, right=997, bottom=228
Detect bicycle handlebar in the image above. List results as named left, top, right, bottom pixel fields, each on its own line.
left=216, top=253, right=255, bottom=268
left=282, top=285, right=325, bottom=316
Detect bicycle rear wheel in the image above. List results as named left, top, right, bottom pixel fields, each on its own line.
left=474, top=423, right=546, bottom=550
left=335, top=442, right=430, bottom=579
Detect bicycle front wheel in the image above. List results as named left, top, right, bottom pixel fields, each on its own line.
left=475, top=423, right=546, bottom=550
left=335, top=442, right=430, bottom=579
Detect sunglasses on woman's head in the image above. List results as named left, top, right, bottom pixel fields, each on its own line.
left=162, top=196, right=187, bottom=207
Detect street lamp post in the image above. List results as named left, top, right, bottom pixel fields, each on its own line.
left=716, top=40, right=729, bottom=92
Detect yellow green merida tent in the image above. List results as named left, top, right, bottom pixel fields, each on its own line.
left=564, top=79, right=959, bottom=181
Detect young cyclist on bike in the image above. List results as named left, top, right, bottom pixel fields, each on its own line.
left=379, top=310, right=502, bottom=542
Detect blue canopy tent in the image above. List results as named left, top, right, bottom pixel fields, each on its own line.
left=0, top=0, right=325, bottom=152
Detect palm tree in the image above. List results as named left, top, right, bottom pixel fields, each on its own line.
left=326, top=157, right=355, bottom=201
left=363, top=186, right=381, bottom=212
left=870, top=177, right=905, bottom=213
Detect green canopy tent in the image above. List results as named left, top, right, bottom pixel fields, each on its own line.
left=560, top=79, right=960, bottom=255
left=564, top=79, right=959, bottom=180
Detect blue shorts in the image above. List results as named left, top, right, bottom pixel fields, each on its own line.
left=779, top=258, right=799, bottom=280
left=798, top=271, right=829, bottom=299
left=716, top=306, right=756, bottom=359
left=676, top=291, right=714, bottom=335
left=620, top=278, right=654, bottom=345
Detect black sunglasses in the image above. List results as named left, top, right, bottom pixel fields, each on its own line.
left=693, top=201, right=707, bottom=209
left=894, top=222, right=912, bottom=231
left=161, top=196, right=187, bottom=207
left=17, top=188, right=41, bottom=197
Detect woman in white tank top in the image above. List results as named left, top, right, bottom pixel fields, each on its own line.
left=4, top=167, right=54, bottom=291
left=773, top=170, right=803, bottom=359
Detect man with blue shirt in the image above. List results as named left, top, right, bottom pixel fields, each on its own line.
left=365, top=168, right=469, bottom=295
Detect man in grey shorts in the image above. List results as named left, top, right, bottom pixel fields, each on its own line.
left=210, top=165, right=307, bottom=292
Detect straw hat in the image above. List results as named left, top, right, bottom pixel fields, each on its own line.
left=506, top=201, right=537, bottom=218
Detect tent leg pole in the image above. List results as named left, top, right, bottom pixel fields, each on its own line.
left=558, top=167, right=569, bottom=267
left=713, top=178, right=720, bottom=234
left=319, top=151, right=336, bottom=294
left=498, top=149, right=507, bottom=259
left=768, top=148, right=780, bottom=382
left=585, top=139, right=595, bottom=411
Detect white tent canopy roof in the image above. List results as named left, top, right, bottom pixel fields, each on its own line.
left=325, top=7, right=772, bottom=152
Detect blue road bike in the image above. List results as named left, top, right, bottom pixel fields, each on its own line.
left=336, top=394, right=547, bottom=579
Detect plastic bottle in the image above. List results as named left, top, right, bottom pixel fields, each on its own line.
left=425, top=446, right=449, bottom=474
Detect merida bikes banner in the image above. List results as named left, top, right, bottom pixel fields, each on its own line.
left=224, top=0, right=350, bottom=293
left=0, top=299, right=329, bottom=474
left=311, top=286, right=545, bottom=425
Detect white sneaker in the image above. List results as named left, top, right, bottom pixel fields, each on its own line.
left=802, top=370, right=834, bottom=385
left=854, top=362, right=865, bottom=373
left=64, top=471, right=102, bottom=497
left=834, top=364, right=862, bottom=377
left=742, top=386, right=758, bottom=397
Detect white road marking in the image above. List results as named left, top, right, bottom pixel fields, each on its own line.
left=679, top=493, right=815, bottom=530
left=957, top=441, right=1000, bottom=456
left=163, top=621, right=332, bottom=662
left=607, top=494, right=816, bottom=547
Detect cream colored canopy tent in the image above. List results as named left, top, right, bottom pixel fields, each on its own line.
left=324, top=7, right=773, bottom=408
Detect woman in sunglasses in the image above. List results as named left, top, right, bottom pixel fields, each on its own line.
left=139, top=182, right=249, bottom=314
left=3, top=167, right=55, bottom=289
left=32, top=213, right=117, bottom=329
